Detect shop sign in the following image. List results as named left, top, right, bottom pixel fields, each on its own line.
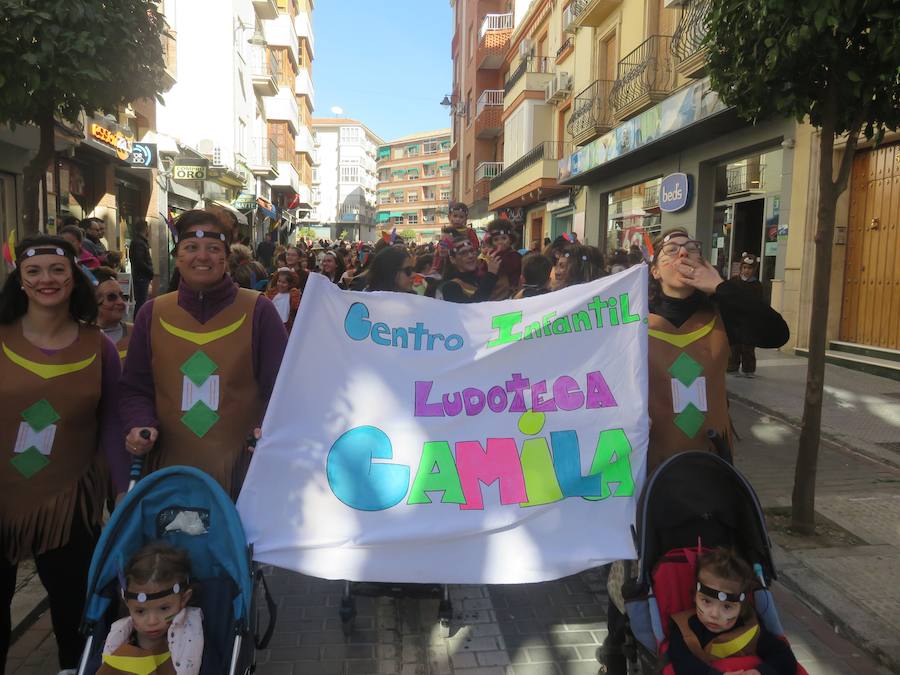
left=659, top=173, right=690, bottom=212
left=173, top=162, right=208, bottom=180
left=90, top=123, right=132, bottom=161
left=232, top=192, right=257, bottom=210
left=128, top=143, right=157, bottom=169
left=559, top=78, right=729, bottom=182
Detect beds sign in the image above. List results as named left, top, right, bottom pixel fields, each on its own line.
left=660, top=173, right=690, bottom=212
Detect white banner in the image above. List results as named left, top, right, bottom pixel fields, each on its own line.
left=238, top=267, right=649, bottom=584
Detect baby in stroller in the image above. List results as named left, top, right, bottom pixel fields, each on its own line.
left=667, top=548, right=797, bottom=675
left=97, top=542, right=203, bottom=674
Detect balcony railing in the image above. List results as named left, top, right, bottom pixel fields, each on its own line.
left=505, top=56, right=553, bottom=94
left=476, top=90, right=504, bottom=116
left=566, top=79, right=615, bottom=145
left=671, top=0, right=711, bottom=77
left=480, top=13, right=514, bottom=38
left=643, top=184, right=660, bottom=210
left=249, top=137, right=278, bottom=173
left=570, top=0, right=622, bottom=28
left=726, top=164, right=766, bottom=195
left=475, top=162, right=504, bottom=183
left=491, top=142, right=570, bottom=190
left=556, top=37, right=573, bottom=60
left=609, top=35, right=675, bottom=118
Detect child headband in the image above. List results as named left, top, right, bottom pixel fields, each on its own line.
left=491, top=227, right=512, bottom=237
left=16, top=246, right=73, bottom=264
left=697, top=581, right=745, bottom=603
left=175, top=229, right=227, bottom=244
left=122, top=582, right=184, bottom=603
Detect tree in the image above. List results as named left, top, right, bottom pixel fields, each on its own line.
left=338, top=229, right=351, bottom=240
left=297, top=226, right=318, bottom=240
left=704, top=0, right=899, bottom=533
left=400, top=228, right=418, bottom=241
left=0, top=1, right=171, bottom=235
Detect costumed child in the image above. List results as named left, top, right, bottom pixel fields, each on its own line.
left=483, top=219, right=522, bottom=299
left=431, top=202, right=479, bottom=276
left=513, top=253, right=553, bottom=299
left=265, top=267, right=301, bottom=333
left=726, top=253, right=764, bottom=378
left=668, top=548, right=797, bottom=675
left=98, top=541, right=203, bottom=675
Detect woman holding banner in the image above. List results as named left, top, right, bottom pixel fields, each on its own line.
left=436, top=236, right=501, bottom=303
left=598, top=227, right=789, bottom=674
left=119, top=209, right=288, bottom=500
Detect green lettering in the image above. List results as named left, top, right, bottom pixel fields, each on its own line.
left=620, top=293, right=641, bottom=324
left=407, top=441, right=465, bottom=504
left=583, top=429, right=635, bottom=501
left=519, top=438, right=564, bottom=506
left=572, top=310, right=591, bottom=332
left=487, top=311, right=524, bottom=348
left=523, top=321, right=543, bottom=340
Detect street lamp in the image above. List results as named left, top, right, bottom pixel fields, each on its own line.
left=440, top=94, right=467, bottom=117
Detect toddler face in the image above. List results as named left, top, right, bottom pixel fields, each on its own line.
left=694, top=569, right=743, bottom=633
left=492, top=233, right=511, bottom=252
left=125, top=580, right=191, bottom=645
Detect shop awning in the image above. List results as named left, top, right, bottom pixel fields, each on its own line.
left=212, top=200, right=248, bottom=226
left=376, top=212, right=391, bottom=223
left=377, top=147, right=391, bottom=159
left=406, top=144, right=419, bottom=151
left=392, top=169, right=406, bottom=175
left=407, top=168, right=419, bottom=174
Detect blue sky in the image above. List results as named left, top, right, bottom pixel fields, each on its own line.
left=313, top=0, right=453, bottom=142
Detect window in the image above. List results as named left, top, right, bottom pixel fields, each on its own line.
left=465, top=90, right=472, bottom=126
left=407, top=214, right=418, bottom=225
left=408, top=192, right=418, bottom=203
left=423, top=187, right=435, bottom=200
left=237, top=120, right=247, bottom=158
left=340, top=165, right=360, bottom=183
left=440, top=189, right=451, bottom=201
left=406, top=144, right=420, bottom=157
left=407, top=168, right=419, bottom=180
left=341, top=126, right=361, bottom=142
left=393, top=216, right=404, bottom=225
left=424, top=163, right=437, bottom=177
left=311, top=167, right=319, bottom=182
left=392, top=192, right=404, bottom=204
left=424, top=139, right=441, bottom=155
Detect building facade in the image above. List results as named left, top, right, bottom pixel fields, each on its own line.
left=311, top=119, right=383, bottom=241
left=450, top=0, right=900, bottom=362
left=375, top=130, right=453, bottom=241
left=157, top=0, right=315, bottom=246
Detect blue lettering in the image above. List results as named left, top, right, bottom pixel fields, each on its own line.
left=326, top=426, right=410, bottom=511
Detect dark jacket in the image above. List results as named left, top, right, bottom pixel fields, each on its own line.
left=129, top=234, right=154, bottom=280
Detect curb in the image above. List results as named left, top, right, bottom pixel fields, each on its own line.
left=728, top=392, right=900, bottom=471
left=9, top=593, right=49, bottom=646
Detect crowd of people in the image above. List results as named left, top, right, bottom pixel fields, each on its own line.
left=0, top=201, right=790, bottom=675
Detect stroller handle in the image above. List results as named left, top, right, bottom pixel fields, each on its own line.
left=126, top=429, right=151, bottom=492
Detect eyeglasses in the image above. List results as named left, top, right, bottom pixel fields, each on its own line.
left=659, top=240, right=702, bottom=257
left=401, top=266, right=414, bottom=276
left=98, top=291, right=125, bottom=303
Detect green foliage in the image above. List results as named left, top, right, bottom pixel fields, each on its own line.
left=400, top=228, right=417, bottom=241
left=338, top=229, right=351, bottom=240
left=0, top=0, right=171, bottom=126
left=704, top=0, right=900, bottom=139
left=297, top=227, right=318, bottom=239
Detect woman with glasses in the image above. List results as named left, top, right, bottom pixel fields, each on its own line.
left=436, top=236, right=501, bottom=303
left=364, top=246, right=416, bottom=293
left=598, top=227, right=789, bottom=675
left=93, top=267, right=132, bottom=361
left=0, top=236, right=128, bottom=672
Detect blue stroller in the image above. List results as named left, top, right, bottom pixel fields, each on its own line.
left=76, top=465, right=276, bottom=674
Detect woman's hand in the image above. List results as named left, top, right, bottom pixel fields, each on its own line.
left=676, top=258, right=723, bottom=295
left=486, top=251, right=502, bottom=275
left=126, top=427, right=158, bottom=456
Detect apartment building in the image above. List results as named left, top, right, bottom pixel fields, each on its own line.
left=157, top=0, right=315, bottom=245
left=454, top=0, right=900, bottom=368
left=375, top=131, right=453, bottom=241
left=312, top=118, right=384, bottom=241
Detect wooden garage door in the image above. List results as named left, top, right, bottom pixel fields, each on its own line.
left=840, top=143, right=900, bottom=349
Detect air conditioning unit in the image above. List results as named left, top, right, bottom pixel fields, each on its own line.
left=518, top=38, right=534, bottom=58
left=562, top=3, right=578, bottom=33
left=545, top=72, right=572, bottom=104
left=450, top=159, right=459, bottom=170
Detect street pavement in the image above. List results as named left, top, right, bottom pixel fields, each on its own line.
left=6, top=350, right=899, bottom=674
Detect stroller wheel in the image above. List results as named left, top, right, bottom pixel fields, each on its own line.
left=596, top=644, right=628, bottom=675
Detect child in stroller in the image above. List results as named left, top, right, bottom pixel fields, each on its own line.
left=97, top=541, right=203, bottom=674
left=667, top=548, right=797, bottom=674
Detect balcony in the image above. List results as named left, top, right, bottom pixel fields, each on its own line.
left=726, top=164, right=766, bottom=196
left=489, top=142, right=570, bottom=209
left=609, top=35, right=675, bottom=121
left=249, top=47, right=278, bottom=96
left=476, top=13, right=513, bottom=69
left=263, top=14, right=299, bottom=63
left=671, top=0, right=711, bottom=78
left=248, top=137, right=278, bottom=177
left=556, top=36, right=573, bottom=62
left=566, top=79, right=615, bottom=146
left=294, top=68, right=315, bottom=110
left=293, top=10, right=315, bottom=58
left=505, top=56, right=553, bottom=98
left=570, top=0, right=622, bottom=28
left=295, top=126, right=315, bottom=157
left=252, top=0, right=278, bottom=20
left=264, top=88, right=300, bottom=133
left=270, top=160, right=302, bottom=193
left=474, top=90, right=503, bottom=139
left=474, top=161, right=503, bottom=201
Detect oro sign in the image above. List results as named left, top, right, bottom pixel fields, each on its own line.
left=659, top=173, right=690, bottom=213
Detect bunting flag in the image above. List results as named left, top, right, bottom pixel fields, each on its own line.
left=2, top=229, right=16, bottom=269
left=160, top=211, right=178, bottom=241
left=642, top=231, right=654, bottom=261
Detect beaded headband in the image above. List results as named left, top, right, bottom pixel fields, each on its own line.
left=122, top=582, right=183, bottom=603
left=16, top=246, right=73, bottom=264
left=490, top=228, right=512, bottom=237
left=175, top=229, right=227, bottom=244
left=697, top=581, right=746, bottom=603
left=449, top=240, right=475, bottom=255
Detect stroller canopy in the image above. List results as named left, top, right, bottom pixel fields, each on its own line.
left=84, top=466, right=252, bottom=625
left=634, top=452, right=774, bottom=586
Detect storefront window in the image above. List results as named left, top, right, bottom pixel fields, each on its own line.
left=606, top=177, right=662, bottom=256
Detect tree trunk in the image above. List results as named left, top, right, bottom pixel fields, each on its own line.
left=791, top=96, right=861, bottom=534
left=21, top=107, right=56, bottom=237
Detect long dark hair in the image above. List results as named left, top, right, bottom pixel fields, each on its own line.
left=0, top=235, right=98, bottom=324
left=365, top=246, right=410, bottom=292
left=648, top=227, right=691, bottom=305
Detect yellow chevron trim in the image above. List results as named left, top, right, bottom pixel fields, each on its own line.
left=118, top=349, right=128, bottom=360
left=159, top=314, right=246, bottom=345
left=2, top=342, right=96, bottom=379
left=648, top=316, right=716, bottom=348
left=101, top=651, right=171, bottom=675
left=708, top=624, right=759, bottom=659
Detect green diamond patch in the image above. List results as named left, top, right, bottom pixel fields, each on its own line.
left=180, top=351, right=218, bottom=387
left=11, top=447, right=50, bottom=478
left=21, top=399, right=60, bottom=432
left=668, top=352, right=703, bottom=388
left=181, top=401, right=220, bottom=438
left=674, top=402, right=706, bottom=438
